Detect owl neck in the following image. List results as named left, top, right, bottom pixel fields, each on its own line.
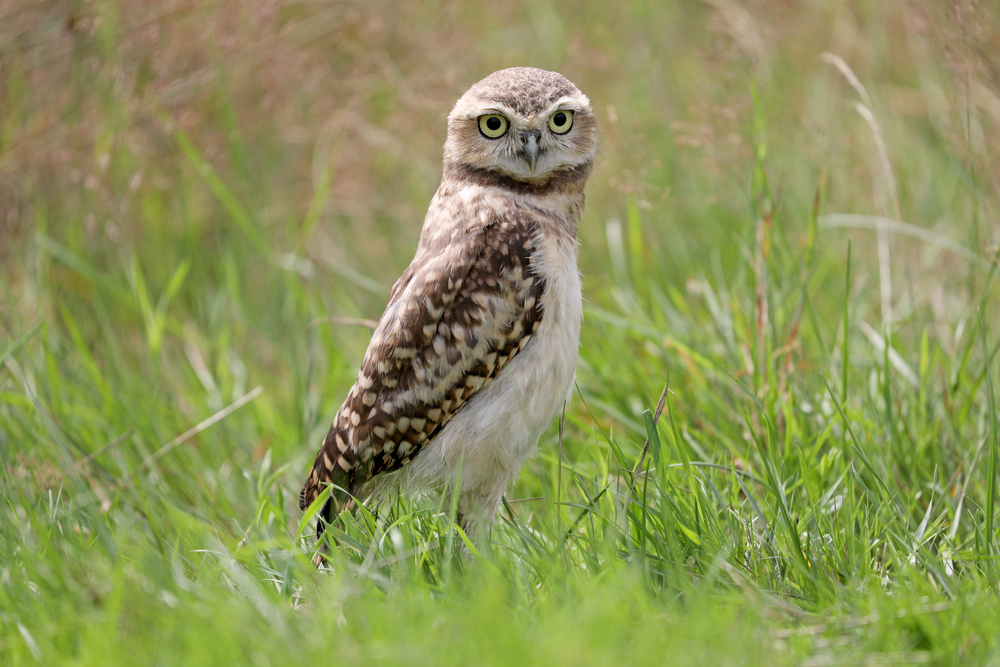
left=430, top=168, right=583, bottom=248
left=441, top=162, right=592, bottom=200
left=430, top=163, right=591, bottom=243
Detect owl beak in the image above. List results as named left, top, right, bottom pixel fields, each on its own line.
left=522, top=129, right=541, bottom=174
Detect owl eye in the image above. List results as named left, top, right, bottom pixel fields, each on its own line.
left=478, top=114, right=509, bottom=139
left=548, top=110, right=574, bottom=134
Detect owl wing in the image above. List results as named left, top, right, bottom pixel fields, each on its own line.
left=299, top=214, right=545, bottom=518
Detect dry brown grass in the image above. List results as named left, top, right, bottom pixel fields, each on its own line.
left=2, top=0, right=1000, bottom=319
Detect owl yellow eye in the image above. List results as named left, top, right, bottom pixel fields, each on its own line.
left=478, top=114, right=509, bottom=139
left=548, top=110, right=574, bottom=134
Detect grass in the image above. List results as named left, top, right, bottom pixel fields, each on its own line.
left=3, top=0, right=1000, bottom=664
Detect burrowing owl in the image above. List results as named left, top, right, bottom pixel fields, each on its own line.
left=300, top=67, right=597, bottom=552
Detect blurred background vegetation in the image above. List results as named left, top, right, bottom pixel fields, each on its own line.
left=4, top=0, right=1000, bottom=664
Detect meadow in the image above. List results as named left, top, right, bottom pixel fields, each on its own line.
left=3, top=0, right=1000, bottom=664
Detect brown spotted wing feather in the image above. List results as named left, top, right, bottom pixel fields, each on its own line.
left=299, top=215, right=545, bottom=521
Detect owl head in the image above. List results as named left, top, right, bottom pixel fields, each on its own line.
left=443, top=67, right=597, bottom=185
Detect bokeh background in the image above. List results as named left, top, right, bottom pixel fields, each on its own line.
left=4, top=1, right=1000, bottom=664
left=7, top=1, right=999, bottom=311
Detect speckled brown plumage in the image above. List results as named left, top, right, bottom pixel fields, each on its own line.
left=299, top=214, right=545, bottom=514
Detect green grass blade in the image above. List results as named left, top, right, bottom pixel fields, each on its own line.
left=979, top=308, right=999, bottom=561
left=0, top=322, right=42, bottom=366
left=175, top=127, right=267, bottom=255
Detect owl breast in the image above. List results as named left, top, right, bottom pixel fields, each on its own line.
left=505, top=227, right=583, bottom=444
left=387, top=190, right=583, bottom=526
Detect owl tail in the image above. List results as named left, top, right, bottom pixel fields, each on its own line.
left=299, top=445, right=352, bottom=566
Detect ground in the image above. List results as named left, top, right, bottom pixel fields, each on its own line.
left=3, top=1, right=1000, bottom=664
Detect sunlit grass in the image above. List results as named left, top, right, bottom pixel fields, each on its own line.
left=3, top=0, right=1000, bottom=664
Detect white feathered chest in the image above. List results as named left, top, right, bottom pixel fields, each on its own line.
left=391, top=184, right=584, bottom=523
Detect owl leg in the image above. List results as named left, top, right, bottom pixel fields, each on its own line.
left=455, top=494, right=488, bottom=556
left=457, top=484, right=507, bottom=538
